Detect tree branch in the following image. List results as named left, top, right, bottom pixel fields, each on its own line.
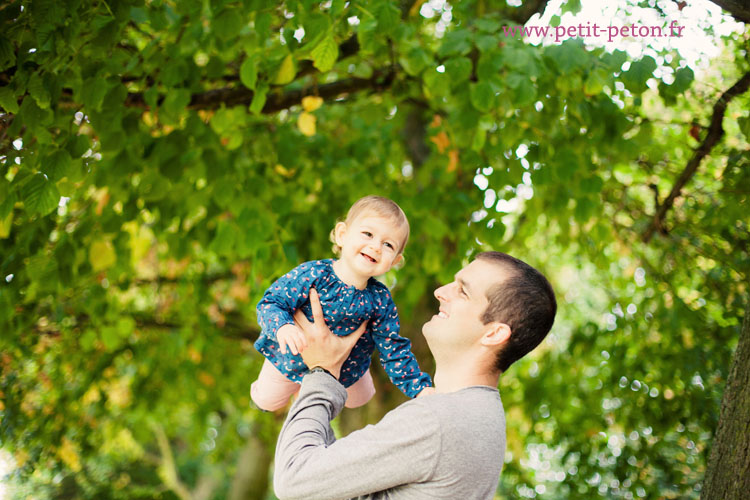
left=642, top=70, right=750, bottom=243
left=707, top=0, right=750, bottom=23
left=117, top=69, right=396, bottom=112
left=152, top=422, right=193, bottom=500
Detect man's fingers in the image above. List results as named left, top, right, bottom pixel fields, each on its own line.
left=278, top=337, right=288, bottom=354
left=309, top=288, right=325, bottom=323
left=295, top=330, right=308, bottom=349
left=288, top=339, right=299, bottom=356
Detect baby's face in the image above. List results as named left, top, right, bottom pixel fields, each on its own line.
left=336, top=214, right=406, bottom=279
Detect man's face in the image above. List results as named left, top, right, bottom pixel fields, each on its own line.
left=422, top=259, right=509, bottom=352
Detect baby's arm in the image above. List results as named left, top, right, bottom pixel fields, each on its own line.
left=369, top=287, right=433, bottom=398
left=256, top=262, right=318, bottom=354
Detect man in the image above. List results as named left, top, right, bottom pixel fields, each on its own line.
left=273, top=251, right=557, bottom=500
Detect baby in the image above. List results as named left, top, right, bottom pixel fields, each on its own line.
left=251, top=195, right=433, bottom=411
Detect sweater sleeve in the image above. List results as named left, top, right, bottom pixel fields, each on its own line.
left=369, top=285, right=433, bottom=398
left=256, top=261, right=318, bottom=339
left=274, top=372, right=440, bottom=500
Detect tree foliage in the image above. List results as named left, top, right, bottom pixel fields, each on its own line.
left=1, top=0, right=748, bottom=498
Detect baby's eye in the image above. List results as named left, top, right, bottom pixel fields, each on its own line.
left=384, top=242, right=394, bottom=250
left=362, top=231, right=373, bottom=237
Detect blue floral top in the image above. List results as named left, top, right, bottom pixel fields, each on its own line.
left=254, top=259, right=432, bottom=398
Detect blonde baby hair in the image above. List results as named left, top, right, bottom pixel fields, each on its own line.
left=330, top=195, right=410, bottom=256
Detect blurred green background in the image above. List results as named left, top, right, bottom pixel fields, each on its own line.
left=1, top=0, right=748, bottom=498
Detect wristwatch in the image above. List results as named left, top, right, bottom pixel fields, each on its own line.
left=309, top=366, right=338, bottom=380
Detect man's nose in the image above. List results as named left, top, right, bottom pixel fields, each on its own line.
left=434, top=285, right=448, bottom=302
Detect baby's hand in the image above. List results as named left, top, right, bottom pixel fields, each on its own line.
left=277, top=324, right=308, bottom=355
left=417, top=387, right=435, bottom=398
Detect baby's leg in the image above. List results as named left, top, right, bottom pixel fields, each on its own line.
left=344, top=369, right=376, bottom=408
left=251, top=359, right=300, bottom=411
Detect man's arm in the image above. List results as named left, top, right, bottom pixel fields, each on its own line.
left=274, top=371, right=440, bottom=500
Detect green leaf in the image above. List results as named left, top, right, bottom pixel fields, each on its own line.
left=80, top=329, right=97, bottom=351
left=670, top=66, right=694, bottom=94
left=738, top=116, right=750, bottom=141
left=514, top=81, right=536, bottom=106
left=67, top=134, right=92, bottom=158
left=584, top=70, right=607, bottom=95
left=274, top=54, right=297, bottom=84
left=0, top=190, right=16, bottom=220
left=622, top=56, right=657, bottom=94
left=547, top=41, right=587, bottom=72
left=249, top=83, right=268, bottom=114
left=438, top=29, right=472, bottom=57
left=300, top=13, right=329, bottom=50
left=210, top=220, right=237, bottom=256
left=0, top=86, right=18, bottom=114
left=470, top=81, right=495, bottom=112
left=400, top=47, right=430, bottom=76
left=45, top=149, right=72, bottom=181
left=444, top=57, right=473, bottom=85
left=476, top=52, right=503, bottom=80
left=213, top=8, right=244, bottom=41
left=422, top=70, right=450, bottom=98
left=475, top=35, right=497, bottom=53
left=377, top=2, right=400, bottom=35
left=475, top=18, right=501, bottom=33
left=562, top=0, right=582, bottom=15
left=311, top=34, right=338, bottom=73
left=22, top=173, right=60, bottom=216
left=89, top=239, right=117, bottom=272
left=162, top=88, right=191, bottom=118
left=28, top=73, right=51, bottom=109
left=472, top=127, right=486, bottom=151
left=82, top=77, right=109, bottom=112
left=240, top=57, right=258, bottom=90
left=100, top=325, right=122, bottom=351
left=255, top=11, right=271, bottom=40
left=0, top=36, right=15, bottom=71
left=19, top=98, right=51, bottom=132
left=506, top=73, right=524, bottom=89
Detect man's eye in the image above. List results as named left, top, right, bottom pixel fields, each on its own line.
left=459, top=287, right=467, bottom=297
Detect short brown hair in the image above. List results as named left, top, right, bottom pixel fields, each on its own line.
left=330, top=195, right=410, bottom=255
left=475, top=252, right=557, bottom=373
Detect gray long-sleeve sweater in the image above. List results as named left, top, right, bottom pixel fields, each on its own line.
left=274, top=371, right=506, bottom=500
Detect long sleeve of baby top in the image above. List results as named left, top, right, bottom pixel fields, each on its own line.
left=254, top=260, right=432, bottom=398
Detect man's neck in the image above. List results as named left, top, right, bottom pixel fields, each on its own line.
left=433, top=364, right=500, bottom=393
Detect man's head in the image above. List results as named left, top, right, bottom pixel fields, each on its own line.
left=474, top=252, right=556, bottom=373
left=423, top=252, right=556, bottom=374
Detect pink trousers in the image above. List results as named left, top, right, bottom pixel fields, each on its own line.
left=250, top=359, right=376, bottom=411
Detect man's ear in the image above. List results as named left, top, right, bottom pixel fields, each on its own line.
left=481, top=322, right=511, bottom=347
left=334, top=222, right=347, bottom=247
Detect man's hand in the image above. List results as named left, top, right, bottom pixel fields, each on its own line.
left=417, top=387, right=435, bottom=398
left=294, top=288, right=367, bottom=380
left=277, top=324, right=308, bottom=355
